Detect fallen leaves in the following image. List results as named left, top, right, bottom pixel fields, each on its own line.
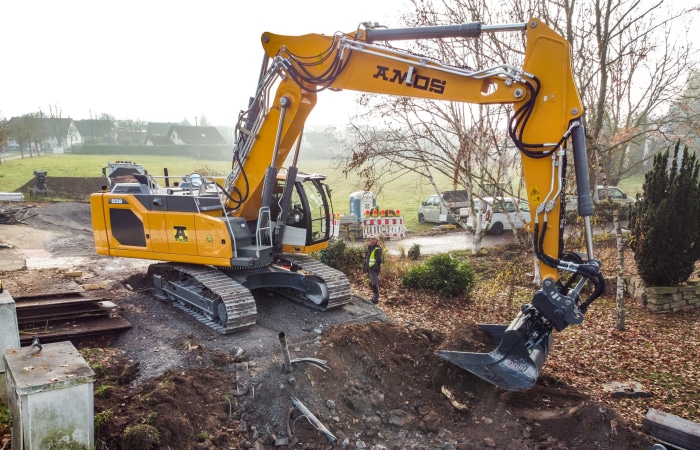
left=374, top=238, right=700, bottom=430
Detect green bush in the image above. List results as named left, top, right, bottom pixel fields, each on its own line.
left=400, top=253, right=476, bottom=298
left=314, top=238, right=366, bottom=273
left=630, top=142, right=700, bottom=286
left=407, top=243, right=421, bottom=260
left=122, top=424, right=160, bottom=450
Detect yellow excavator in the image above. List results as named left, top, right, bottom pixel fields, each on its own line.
left=91, top=17, right=603, bottom=391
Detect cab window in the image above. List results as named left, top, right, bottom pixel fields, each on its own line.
left=609, top=188, right=625, bottom=199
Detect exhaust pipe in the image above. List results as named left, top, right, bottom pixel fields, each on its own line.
left=436, top=308, right=553, bottom=391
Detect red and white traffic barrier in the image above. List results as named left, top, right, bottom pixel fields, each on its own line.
left=362, top=217, right=406, bottom=239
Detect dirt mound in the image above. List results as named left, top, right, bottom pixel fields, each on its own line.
left=17, top=176, right=106, bottom=201
left=81, top=320, right=651, bottom=449
left=86, top=348, right=248, bottom=449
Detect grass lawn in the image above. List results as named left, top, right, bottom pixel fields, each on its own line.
left=0, top=152, right=442, bottom=231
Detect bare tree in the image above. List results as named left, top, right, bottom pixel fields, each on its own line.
left=542, top=0, right=699, bottom=184
left=539, top=0, right=699, bottom=330
left=661, top=69, right=700, bottom=150
left=335, top=0, right=537, bottom=255
left=117, top=119, right=148, bottom=145
left=7, top=113, right=48, bottom=158
left=198, top=115, right=210, bottom=127
left=47, top=104, right=68, bottom=149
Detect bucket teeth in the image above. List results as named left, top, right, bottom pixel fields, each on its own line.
left=436, top=323, right=552, bottom=392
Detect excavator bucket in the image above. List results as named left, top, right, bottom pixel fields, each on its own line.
left=436, top=315, right=553, bottom=391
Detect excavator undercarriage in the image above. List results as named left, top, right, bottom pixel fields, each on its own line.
left=149, top=254, right=350, bottom=334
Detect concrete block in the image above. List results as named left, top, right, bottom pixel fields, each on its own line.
left=0, top=289, right=21, bottom=403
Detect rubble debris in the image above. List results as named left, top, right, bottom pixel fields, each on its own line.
left=0, top=204, right=36, bottom=224
left=441, top=384, right=469, bottom=411
left=291, top=357, right=330, bottom=372
left=602, top=381, right=651, bottom=398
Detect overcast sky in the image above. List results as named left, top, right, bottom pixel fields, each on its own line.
left=1, top=0, right=408, bottom=128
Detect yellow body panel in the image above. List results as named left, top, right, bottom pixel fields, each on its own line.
left=227, top=78, right=317, bottom=219
left=261, top=33, right=518, bottom=105
left=281, top=241, right=327, bottom=255
left=91, top=192, right=236, bottom=266
left=518, top=21, right=582, bottom=281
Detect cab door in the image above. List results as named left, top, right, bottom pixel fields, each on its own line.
left=424, top=195, right=441, bottom=223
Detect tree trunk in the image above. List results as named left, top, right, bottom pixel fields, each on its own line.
left=532, top=249, right=542, bottom=285
left=614, top=208, right=625, bottom=331
left=470, top=222, right=485, bottom=256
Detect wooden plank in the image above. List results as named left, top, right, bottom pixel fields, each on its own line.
left=19, top=316, right=132, bottom=346
left=643, top=408, right=700, bottom=450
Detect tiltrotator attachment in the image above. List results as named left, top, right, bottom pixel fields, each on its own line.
left=436, top=309, right=553, bottom=391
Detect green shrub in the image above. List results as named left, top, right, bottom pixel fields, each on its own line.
left=630, top=142, right=700, bottom=286
left=407, top=243, right=421, bottom=260
left=314, top=238, right=366, bottom=273
left=95, top=384, right=115, bottom=398
left=122, top=424, right=160, bottom=450
left=400, top=253, right=476, bottom=298
left=94, top=408, right=114, bottom=434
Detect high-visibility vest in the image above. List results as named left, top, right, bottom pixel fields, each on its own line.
left=369, top=248, right=378, bottom=267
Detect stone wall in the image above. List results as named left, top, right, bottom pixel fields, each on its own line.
left=625, top=276, right=700, bottom=313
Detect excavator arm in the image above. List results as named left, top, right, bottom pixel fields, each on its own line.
left=236, top=18, right=603, bottom=390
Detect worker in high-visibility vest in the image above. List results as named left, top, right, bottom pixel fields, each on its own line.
left=363, top=234, right=383, bottom=304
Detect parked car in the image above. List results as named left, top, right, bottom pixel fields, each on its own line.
left=461, top=197, right=530, bottom=235
left=418, top=190, right=470, bottom=224
left=566, top=185, right=636, bottom=218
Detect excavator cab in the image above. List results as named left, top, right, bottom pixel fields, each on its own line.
left=272, top=171, right=334, bottom=253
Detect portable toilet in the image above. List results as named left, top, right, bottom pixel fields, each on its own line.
left=349, top=191, right=376, bottom=222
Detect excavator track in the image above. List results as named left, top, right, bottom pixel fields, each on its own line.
left=275, top=253, right=351, bottom=310
left=150, top=263, right=257, bottom=334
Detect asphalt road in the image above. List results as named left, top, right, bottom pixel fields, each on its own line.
left=362, top=218, right=630, bottom=256
left=380, top=230, right=511, bottom=255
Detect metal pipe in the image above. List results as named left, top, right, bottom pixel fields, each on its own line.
left=279, top=331, right=292, bottom=373
left=290, top=396, right=337, bottom=444
left=364, top=22, right=527, bottom=42
left=366, top=22, right=482, bottom=42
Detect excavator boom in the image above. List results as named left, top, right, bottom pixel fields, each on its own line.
left=253, top=18, right=603, bottom=390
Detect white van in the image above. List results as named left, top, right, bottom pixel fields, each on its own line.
left=462, top=197, right=530, bottom=234
left=418, top=190, right=470, bottom=224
